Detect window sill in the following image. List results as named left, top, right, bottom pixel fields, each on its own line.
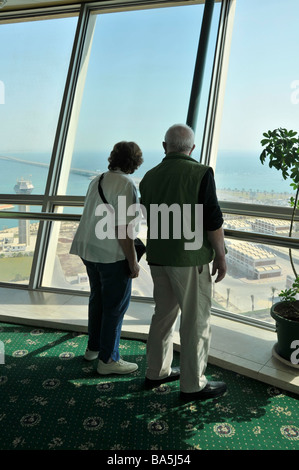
left=0, top=287, right=298, bottom=396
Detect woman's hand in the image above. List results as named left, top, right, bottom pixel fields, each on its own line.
left=116, top=226, right=140, bottom=279
left=128, top=260, right=140, bottom=279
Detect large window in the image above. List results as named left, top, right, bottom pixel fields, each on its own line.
left=41, top=2, right=221, bottom=296
left=0, top=17, right=78, bottom=195
left=216, top=0, right=299, bottom=201
left=60, top=4, right=220, bottom=197
left=212, top=0, right=299, bottom=325
left=213, top=237, right=299, bottom=324
left=0, top=15, right=78, bottom=287
left=0, top=217, right=39, bottom=285
left=4, top=1, right=297, bottom=330
left=1, top=3, right=223, bottom=296
left=42, top=216, right=153, bottom=297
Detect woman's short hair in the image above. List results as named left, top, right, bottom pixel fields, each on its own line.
left=108, top=141, right=143, bottom=174
left=164, top=124, right=194, bottom=153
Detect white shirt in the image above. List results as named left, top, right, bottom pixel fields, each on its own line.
left=70, top=170, right=139, bottom=263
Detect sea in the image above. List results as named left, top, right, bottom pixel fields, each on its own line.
left=0, top=149, right=294, bottom=231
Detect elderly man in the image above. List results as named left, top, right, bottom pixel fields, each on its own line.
left=139, top=124, right=227, bottom=401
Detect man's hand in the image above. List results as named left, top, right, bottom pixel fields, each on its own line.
left=207, top=227, right=227, bottom=283
left=128, top=260, right=140, bottom=279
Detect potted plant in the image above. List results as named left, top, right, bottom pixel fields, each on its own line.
left=260, top=128, right=299, bottom=365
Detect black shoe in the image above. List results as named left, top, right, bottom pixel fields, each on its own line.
left=180, top=381, right=227, bottom=401
left=144, top=367, right=180, bottom=389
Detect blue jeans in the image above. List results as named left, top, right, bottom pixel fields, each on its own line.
left=82, top=259, right=132, bottom=363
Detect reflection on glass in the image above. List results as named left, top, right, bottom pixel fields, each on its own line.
left=215, top=0, right=299, bottom=204
left=0, top=218, right=39, bottom=284
left=0, top=17, right=78, bottom=194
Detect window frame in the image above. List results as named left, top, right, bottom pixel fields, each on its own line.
left=0, top=0, right=221, bottom=292
left=2, top=0, right=297, bottom=331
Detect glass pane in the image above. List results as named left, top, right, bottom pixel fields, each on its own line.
left=215, top=0, right=299, bottom=206
left=132, top=221, right=153, bottom=298
left=0, top=201, right=42, bottom=230
left=0, top=17, right=78, bottom=194
left=62, top=4, right=217, bottom=196
left=42, top=214, right=87, bottom=290
left=213, top=237, right=299, bottom=324
left=0, top=218, right=39, bottom=284
left=194, top=4, right=221, bottom=152
left=42, top=215, right=154, bottom=296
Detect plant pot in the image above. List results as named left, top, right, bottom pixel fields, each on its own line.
left=271, top=301, right=299, bottom=364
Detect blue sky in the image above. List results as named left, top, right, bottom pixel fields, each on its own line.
left=0, top=3, right=216, bottom=158
left=74, top=5, right=213, bottom=154
left=0, top=17, right=77, bottom=155
left=219, top=0, right=299, bottom=152
left=0, top=0, right=298, bottom=162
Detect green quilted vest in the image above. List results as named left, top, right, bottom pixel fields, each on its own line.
left=139, top=153, right=215, bottom=266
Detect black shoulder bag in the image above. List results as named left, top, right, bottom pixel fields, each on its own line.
left=97, top=173, right=146, bottom=262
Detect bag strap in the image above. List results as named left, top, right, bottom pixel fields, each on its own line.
left=98, top=173, right=114, bottom=214
left=98, top=173, right=108, bottom=204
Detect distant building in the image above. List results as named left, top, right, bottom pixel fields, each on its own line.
left=3, top=243, right=26, bottom=253
left=226, top=240, right=281, bottom=280
left=223, top=216, right=290, bottom=235
left=251, top=218, right=289, bottom=235
left=0, top=232, right=14, bottom=244
left=223, top=217, right=252, bottom=231
left=14, top=178, right=34, bottom=246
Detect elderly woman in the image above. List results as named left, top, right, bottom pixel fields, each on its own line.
left=70, top=141, right=143, bottom=375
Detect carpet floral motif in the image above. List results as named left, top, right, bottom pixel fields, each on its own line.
left=0, top=322, right=298, bottom=450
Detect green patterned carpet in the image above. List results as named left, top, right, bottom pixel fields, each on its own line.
left=0, top=321, right=298, bottom=451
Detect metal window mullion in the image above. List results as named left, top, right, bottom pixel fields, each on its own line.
left=48, top=195, right=85, bottom=207
left=200, top=0, right=236, bottom=167
left=186, top=0, right=215, bottom=132
left=0, top=211, right=81, bottom=222
left=0, top=5, right=81, bottom=23
left=224, top=229, right=299, bottom=251
left=29, top=4, right=92, bottom=290
left=0, top=194, right=44, bottom=206
left=220, top=201, right=299, bottom=222
left=43, top=4, right=92, bottom=202
left=86, top=0, right=211, bottom=14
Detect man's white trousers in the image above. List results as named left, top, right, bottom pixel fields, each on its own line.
left=147, top=264, right=212, bottom=393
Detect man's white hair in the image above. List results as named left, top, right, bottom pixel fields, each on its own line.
left=164, top=124, right=195, bottom=153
